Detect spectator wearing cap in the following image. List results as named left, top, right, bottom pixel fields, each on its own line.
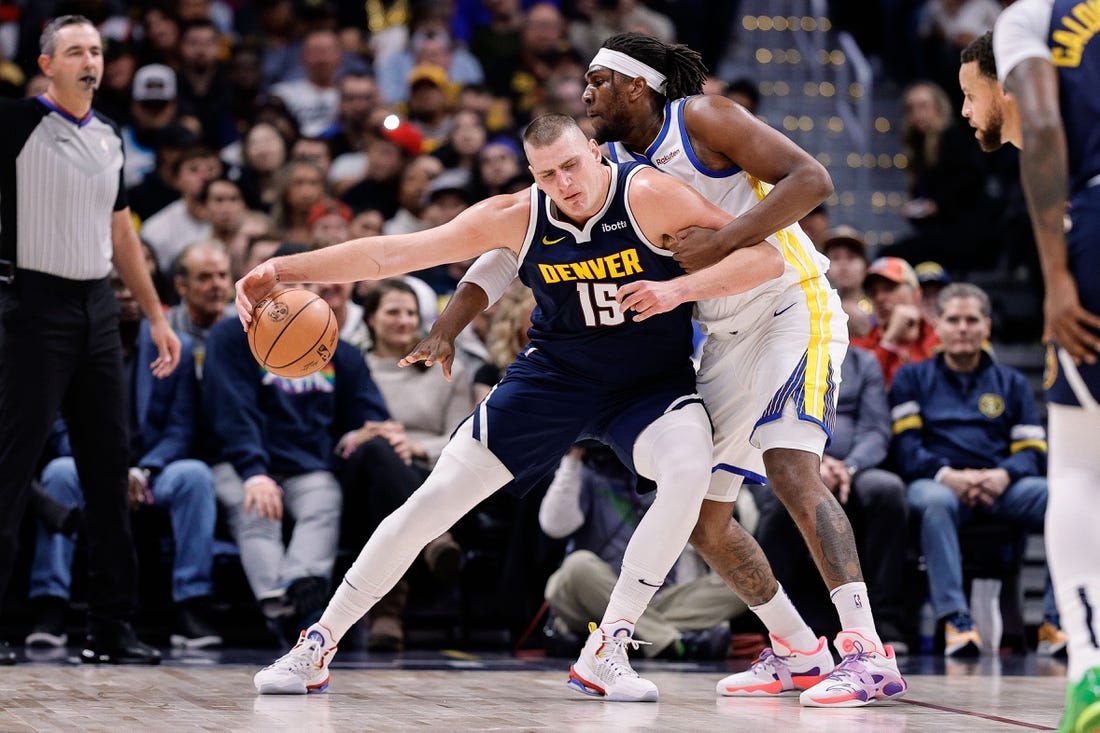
left=271, top=29, right=343, bottom=137
left=423, top=168, right=474, bottom=227
left=122, top=64, right=180, bottom=188
left=822, top=226, right=873, bottom=338
left=308, top=198, right=353, bottom=247
left=915, top=261, right=951, bottom=324
left=375, top=10, right=485, bottom=105
left=383, top=156, right=445, bottom=236
left=851, top=257, right=941, bottom=388
left=341, top=115, right=424, bottom=219
left=404, top=64, right=456, bottom=152
left=414, top=169, right=479, bottom=296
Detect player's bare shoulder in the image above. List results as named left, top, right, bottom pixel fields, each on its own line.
left=681, top=94, right=755, bottom=167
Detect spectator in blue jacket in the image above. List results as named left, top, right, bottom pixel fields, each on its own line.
left=890, top=282, right=1061, bottom=657
left=203, top=303, right=388, bottom=640
left=26, top=273, right=219, bottom=652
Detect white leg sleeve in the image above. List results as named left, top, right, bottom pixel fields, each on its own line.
left=601, top=403, right=713, bottom=626
left=1047, top=403, right=1100, bottom=681
left=320, top=422, right=512, bottom=641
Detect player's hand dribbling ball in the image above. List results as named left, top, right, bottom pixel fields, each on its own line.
left=248, top=288, right=339, bottom=378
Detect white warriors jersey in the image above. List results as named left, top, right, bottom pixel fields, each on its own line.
left=606, top=97, right=834, bottom=337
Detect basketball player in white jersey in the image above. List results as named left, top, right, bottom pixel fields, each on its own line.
left=410, top=33, right=906, bottom=706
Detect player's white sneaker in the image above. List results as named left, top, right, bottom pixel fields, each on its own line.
left=799, top=630, right=907, bottom=707
left=254, top=623, right=338, bottom=695
left=568, top=621, right=658, bottom=702
left=716, top=634, right=834, bottom=696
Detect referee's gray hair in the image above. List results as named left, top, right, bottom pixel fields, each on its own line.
left=40, top=15, right=95, bottom=57
left=936, top=282, right=992, bottom=318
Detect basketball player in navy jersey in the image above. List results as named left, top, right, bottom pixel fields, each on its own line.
left=238, top=114, right=785, bottom=700
left=961, top=18, right=1100, bottom=730
left=413, top=34, right=906, bottom=706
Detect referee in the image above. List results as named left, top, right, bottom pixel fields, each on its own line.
left=0, top=16, right=181, bottom=665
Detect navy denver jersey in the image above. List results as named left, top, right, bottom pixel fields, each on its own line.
left=515, top=160, right=694, bottom=383
left=467, top=159, right=704, bottom=496
left=1049, top=0, right=1100, bottom=195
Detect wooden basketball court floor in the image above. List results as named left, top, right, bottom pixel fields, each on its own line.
left=0, top=649, right=1071, bottom=731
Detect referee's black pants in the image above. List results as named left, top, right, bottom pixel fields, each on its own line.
left=0, top=270, right=137, bottom=618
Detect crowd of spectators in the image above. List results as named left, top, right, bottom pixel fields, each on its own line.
left=0, top=0, right=1058, bottom=659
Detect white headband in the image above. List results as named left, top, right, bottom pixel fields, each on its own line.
left=589, top=48, right=666, bottom=94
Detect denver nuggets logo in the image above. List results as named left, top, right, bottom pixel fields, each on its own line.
left=978, top=393, right=1005, bottom=418
left=267, top=300, right=290, bottom=322
left=1044, top=343, right=1059, bottom=391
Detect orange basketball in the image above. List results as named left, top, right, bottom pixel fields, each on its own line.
left=248, top=288, right=339, bottom=378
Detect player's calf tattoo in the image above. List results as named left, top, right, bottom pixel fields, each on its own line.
left=813, top=499, right=863, bottom=586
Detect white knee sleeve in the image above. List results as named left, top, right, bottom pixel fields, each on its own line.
left=603, top=404, right=713, bottom=626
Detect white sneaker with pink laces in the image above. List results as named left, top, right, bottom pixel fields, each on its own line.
left=716, top=634, right=835, bottom=696
left=799, top=630, right=908, bottom=707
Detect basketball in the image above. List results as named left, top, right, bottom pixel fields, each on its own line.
left=248, top=288, right=339, bottom=378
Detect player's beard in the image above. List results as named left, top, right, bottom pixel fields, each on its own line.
left=591, top=104, right=633, bottom=146
left=976, top=105, right=1006, bottom=152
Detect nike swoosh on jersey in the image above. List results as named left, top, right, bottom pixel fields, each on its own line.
left=637, top=578, right=662, bottom=588
left=542, top=235, right=566, bottom=245
left=773, top=302, right=797, bottom=317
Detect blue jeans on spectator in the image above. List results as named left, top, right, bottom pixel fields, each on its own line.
left=908, top=475, right=1057, bottom=623
left=30, top=457, right=216, bottom=603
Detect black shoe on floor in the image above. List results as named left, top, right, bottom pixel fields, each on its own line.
left=25, top=595, right=69, bottom=648
left=170, top=598, right=223, bottom=650
left=0, top=640, right=15, bottom=665
left=82, top=618, right=161, bottom=665
left=679, top=622, right=733, bottom=660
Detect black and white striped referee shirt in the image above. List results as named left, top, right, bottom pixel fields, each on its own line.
left=0, top=95, right=127, bottom=281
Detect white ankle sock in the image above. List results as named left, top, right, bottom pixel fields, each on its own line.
left=831, top=581, right=883, bottom=647
left=750, top=584, right=818, bottom=651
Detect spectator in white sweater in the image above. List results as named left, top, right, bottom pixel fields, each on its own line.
left=361, top=278, right=475, bottom=475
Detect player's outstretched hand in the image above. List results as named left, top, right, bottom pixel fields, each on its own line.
left=618, top=279, right=687, bottom=322
left=1045, top=272, right=1100, bottom=365
left=235, top=262, right=279, bottom=330
left=400, top=330, right=457, bottom=381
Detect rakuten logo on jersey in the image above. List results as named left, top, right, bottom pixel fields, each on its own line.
left=601, top=220, right=628, bottom=232
left=654, top=149, right=681, bottom=165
